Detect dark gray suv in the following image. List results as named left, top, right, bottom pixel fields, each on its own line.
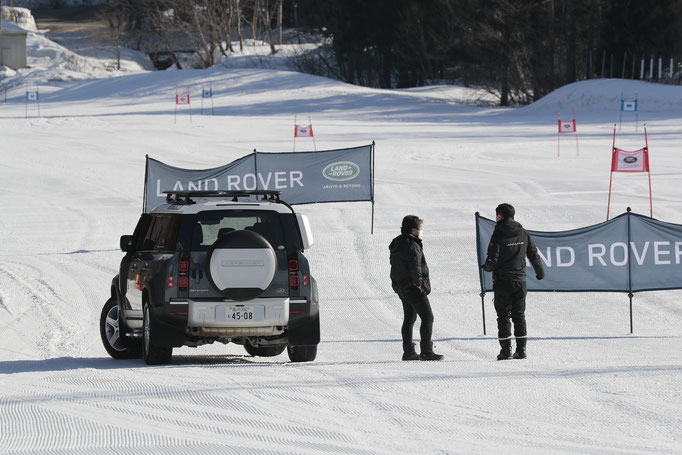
left=100, top=191, right=319, bottom=364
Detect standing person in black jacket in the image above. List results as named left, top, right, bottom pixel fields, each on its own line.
left=482, top=203, right=544, bottom=360
left=389, top=215, right=444, bottom=361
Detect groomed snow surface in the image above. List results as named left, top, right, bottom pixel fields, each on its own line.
left=2, top=26, right=682, bottom=455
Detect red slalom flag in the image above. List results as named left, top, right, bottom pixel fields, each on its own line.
left=558, top=120, right=576, bottom=133
left=611, top=147, right=649, bottom=172
left=294, top=124, right=314, bottom=137
left=176, top=94, right=190, bottom=105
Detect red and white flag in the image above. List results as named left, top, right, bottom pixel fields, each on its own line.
left=611, top=147, right=649, bottom=172
left=176, top=94, right=190, bottom=105
left=294, top=124, right=314, bottom=137
left=558, top=120, right=576, bottom=133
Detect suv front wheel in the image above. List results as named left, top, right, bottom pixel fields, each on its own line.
left=287, top=345, right=317, bottom=362
left=143, top=302, right=173, bottom=365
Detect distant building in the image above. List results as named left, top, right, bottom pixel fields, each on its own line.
left=0, top=29, right=27, bottom=69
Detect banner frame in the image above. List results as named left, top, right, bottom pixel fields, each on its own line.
left=475, top=210, right=682, bottom=334
left=142, top=143, right=376, bottom=230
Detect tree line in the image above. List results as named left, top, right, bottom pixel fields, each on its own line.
left=102, top=0, right=682, bottom=105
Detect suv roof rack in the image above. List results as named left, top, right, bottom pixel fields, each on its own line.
left=163, top=190, right=283, bottom=205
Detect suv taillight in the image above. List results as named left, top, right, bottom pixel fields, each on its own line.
left=288, top=259, right=299, bottom=289
left=179, top=260, right=190, bottom=290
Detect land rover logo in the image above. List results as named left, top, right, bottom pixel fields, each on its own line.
left=323, top=161, right=360, bottom=181
left=624, top=157, right=638, bottom=163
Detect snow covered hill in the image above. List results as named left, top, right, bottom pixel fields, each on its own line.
left=1, top=26, right=682, bottom=454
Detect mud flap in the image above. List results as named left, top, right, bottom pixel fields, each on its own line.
left=287, top=313, right=320, bottom=345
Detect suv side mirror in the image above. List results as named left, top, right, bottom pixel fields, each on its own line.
left=295, top=213, right=314, bottom=249
left=120, top=235, right=135, bottom=252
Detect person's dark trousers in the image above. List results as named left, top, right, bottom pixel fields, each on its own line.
left=493, top=279, right=527, bottom=350
left=398, top=287, right=434, bottom=353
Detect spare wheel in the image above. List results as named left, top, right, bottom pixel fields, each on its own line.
left=206, top=230, right=277, bottom=301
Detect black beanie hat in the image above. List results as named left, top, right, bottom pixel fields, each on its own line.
left=401, top=215, right=423, bottom=234
left=495, top=203, right=515, bottom=219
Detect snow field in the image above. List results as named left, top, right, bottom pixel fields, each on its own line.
left=0, top=30, right=682, bottom=453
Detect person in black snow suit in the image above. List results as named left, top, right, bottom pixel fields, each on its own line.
left=482, top=203, right=544, bottom=360
left=389, top=215, right=444, bottom=361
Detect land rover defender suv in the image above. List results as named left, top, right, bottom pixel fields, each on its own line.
left=100, top=190, right=319, bottom=364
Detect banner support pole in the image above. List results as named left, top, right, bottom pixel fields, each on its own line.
left=628, top=292, right=634, bottom=334
left=143, top=154, right=149, bottom=213
left=253, top=148, right=259, bottom=193
left=480, top=292, right=487, bottom=336
left=475, top=211, right=487, bottom=335
left=626, top=207, right=634, bottom=334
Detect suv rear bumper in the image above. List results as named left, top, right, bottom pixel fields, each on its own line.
left=183, top=297, right=289, bottom=328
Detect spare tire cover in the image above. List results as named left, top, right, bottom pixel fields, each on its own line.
left=206, top=230, right=277, bottom=301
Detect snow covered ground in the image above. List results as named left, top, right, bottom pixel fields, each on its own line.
left=1, top=21, right=682, bottom=455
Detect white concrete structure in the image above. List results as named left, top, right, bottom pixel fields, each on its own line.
left=0, top=29, right=27, bottom=69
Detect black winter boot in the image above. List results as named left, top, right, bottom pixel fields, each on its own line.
left=497, top=339, right=513, bottom=361
left=513, top=337, right=527, bottom=359
left=419, top=341, right=444, bottom=361
left=402, top=342, right=420, bottom=361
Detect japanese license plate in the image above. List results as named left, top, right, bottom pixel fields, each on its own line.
left=219, top=305, right=264, bottom=322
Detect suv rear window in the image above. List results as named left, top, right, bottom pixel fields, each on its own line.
left=190, top=211, right=288, bottom=251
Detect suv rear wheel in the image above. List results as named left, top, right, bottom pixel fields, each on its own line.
left=244, top=340, right=286, bottom=357
left=143, top=303, right=173, bottom=365
left=287, top=345, right=317, bottom=362
left=100, top=298, right=142, bottom=359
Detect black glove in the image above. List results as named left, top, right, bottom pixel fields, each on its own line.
left=536, top=271, right=545, bottom=280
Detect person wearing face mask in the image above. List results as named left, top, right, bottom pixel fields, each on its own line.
left=389, top=215, right=444, bottom=361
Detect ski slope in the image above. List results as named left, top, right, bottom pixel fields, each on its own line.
left=1, top=25, right=682, bottom=454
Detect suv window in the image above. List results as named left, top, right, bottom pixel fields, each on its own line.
left=140, top=214, right=181, bottom=251
left=190, top=211, right=286, bottom=251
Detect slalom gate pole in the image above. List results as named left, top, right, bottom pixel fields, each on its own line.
left=188, top=88, right=192, bottom=123
left=606, top=125, right=617, bottom=220
left=557, top=110, right=560, bottom=157
left=573, top=108, right=579, bottom=156
left=370, top=141, right=375, bottom=234
left=645, top=125, right=653, bottom=217
left=619, top=94, right=623, bottom=131
left=310, top=115, right=317, bottom=151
